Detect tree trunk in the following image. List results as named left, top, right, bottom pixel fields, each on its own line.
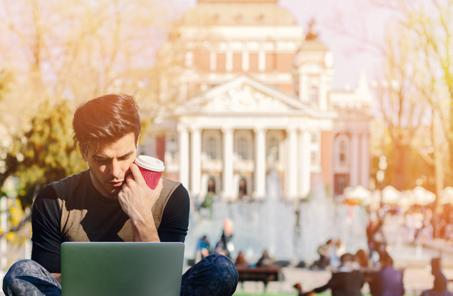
left=432, top=111, right=444, bottom=238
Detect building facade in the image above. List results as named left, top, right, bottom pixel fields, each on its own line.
left=145, top=0, right=372, bottom=201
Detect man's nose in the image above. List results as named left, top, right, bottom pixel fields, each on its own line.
left=110, top=159, right=123, bottom=179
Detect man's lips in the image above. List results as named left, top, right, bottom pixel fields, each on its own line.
left=109, top=180, right=124, bottom=187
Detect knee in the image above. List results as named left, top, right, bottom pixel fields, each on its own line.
left=3, top=259, right=36, bottom=292
left=4, top=259, right=39, bottom=279
left=182, top=254, right=239, bottom=296
left=206, top=254, right=239, bottom=289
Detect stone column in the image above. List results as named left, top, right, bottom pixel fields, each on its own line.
left=178, top=126, right=189, bottom=189
left=361, top=132, right=370, bottom=187
left=350, top=132, right=359, bottom=186
left=299, top=130, right=311, bottom=197
left=222, top=128, right=234, bottom=200
left=254, top=128, right=266, bottom=198
left=190, top=127, right=201, bottom=197
left=287, top=128, right=298, bottom=199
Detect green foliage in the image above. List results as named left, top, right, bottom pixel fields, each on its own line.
left=2, top=100, right=86, bottom=207
left=0, top=70, right=12, bottom=102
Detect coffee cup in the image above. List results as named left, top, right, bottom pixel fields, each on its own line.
left=134, top=155, right=165, bottom=189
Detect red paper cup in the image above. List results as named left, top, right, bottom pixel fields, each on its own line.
left=134, top=155, right=165, bottom=189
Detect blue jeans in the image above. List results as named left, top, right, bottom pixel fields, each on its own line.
left=3, top=254, right=238, bottom=296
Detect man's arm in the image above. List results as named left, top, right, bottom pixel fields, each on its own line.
left=31, top=185, right=63, bottom=273
left=307, top=277, right=333, bottom=294
left=158, top=184, right=190, bottom=242
left=128, top=182, right=190, bottom=242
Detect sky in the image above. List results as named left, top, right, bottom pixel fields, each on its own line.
left=0, top=0, right=400, bottom=91
left=167, top=0, right=400, bottom=89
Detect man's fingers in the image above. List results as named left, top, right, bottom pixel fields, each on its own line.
left=154, top=178, right=163, bottom=193
left=126, top=176, right=135, bottom=188
left=129, top=163, right=145, bottom=184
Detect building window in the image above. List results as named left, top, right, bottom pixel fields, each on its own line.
left=226, top=51, right=233, bottom=72
left=206, top=136, right=218, bottom=160
left=166, top=134, right=177, bottom=161
left=242, top=51, right=249, bottom=71
left=237, top=136, right=249, bottom=160
left=336, top=137, right=349, bottom=168
left=310, top=132, right=319, bottom=144
left=203, top=131, right=221, bottom=161
left=268, top=136, right=280, bottom=162
left=238, top=177, right=248, bottom=199
left=210, top=51, right=217, bottom=72
left=258, top=51, right=266, bottom=72
left=207, top=176, right=216, bottom=194
left=185, top=51, right=193, bottom=67
left=339, top=140, right=347, bottom=164
left=311, top=150, right=319, bottom=166
left=309, top=84, right=319, bottom=103
left=334, top=135, right=350, bottom=172
left=334, top=173, right=350, bottom=196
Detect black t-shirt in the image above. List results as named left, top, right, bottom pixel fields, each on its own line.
left=31, top=171, right=190, bottom=273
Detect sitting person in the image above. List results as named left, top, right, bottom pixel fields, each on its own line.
left=355, top=249, right=369, bottom=269
left=370, top=251, right=404, bottom=296
left=293, top=283, right=315, bottom=296
left=310, top=239, right=331, bottom=270
left=2, top=94, right=238, bottom=296
left=234, top=250, right=249, bottom=268
left=255, top=249, right=275, bottom=268
left=420, top=257, right=453, bottom=296
left=194, top=235, right=211, bottom=263
left=214, top=218, right=235, bottom=259
left=295, top=253, right=365, bottom=296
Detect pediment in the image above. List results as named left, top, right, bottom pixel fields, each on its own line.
left=179, top=76, right=303, bottom=114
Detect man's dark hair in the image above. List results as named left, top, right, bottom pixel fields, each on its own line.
left=340, top=253, right=354, bottom=264
left=380, top=251, right=394, bottom=267
left=73, top=94, right=141, bottom=151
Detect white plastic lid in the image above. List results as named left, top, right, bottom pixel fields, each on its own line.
left=135, top=155, right=165, bottom=172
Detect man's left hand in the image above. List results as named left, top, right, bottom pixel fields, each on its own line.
left=118, top=163, right=163, bottom=241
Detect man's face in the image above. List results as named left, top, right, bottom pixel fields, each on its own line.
left=83, top=132, right=137, bottom=198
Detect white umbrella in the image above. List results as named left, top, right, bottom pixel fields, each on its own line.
left=382, top=186, right=400, bottom=205
left=440, top=187, right=453, bottom=205
left=412, top=186, right=436, bottom=206
left=399, top=191, right=414, bottom=209
left=342, top=186, right=371, bottom=205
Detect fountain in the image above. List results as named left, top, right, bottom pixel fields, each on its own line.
left=185, top=172, right=368, bottom=264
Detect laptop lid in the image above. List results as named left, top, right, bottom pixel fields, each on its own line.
left=61, top=242, right=184, bottom=296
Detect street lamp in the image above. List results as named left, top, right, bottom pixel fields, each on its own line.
left=376, top=154, right=388, bottom=209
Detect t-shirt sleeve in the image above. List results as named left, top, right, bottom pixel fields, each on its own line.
left=31, top=185, right=63, bottom=273
left=158, top=184, right=190, bottom=243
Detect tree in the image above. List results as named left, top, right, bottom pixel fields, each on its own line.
left=1, top=100, right=85, bottom=207
left=375, top=24, right=431, bottom=190
left=374, top=0, right=451, bottom=236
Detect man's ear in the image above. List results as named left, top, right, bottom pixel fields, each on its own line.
left=80, top=143, right=89, bottom=161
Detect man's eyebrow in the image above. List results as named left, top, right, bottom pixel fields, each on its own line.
left=93, top=151, right=135, bottom=160
left=118, top=151, right=135, bottom=159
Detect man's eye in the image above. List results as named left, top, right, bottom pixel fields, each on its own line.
left=95, top=159, right=109, bottom=165
left=119, top=154, right=133, bottom=161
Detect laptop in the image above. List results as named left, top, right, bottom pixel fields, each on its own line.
left=61, top=242, right=184, bottom=296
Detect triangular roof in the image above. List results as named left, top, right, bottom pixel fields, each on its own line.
left=176, top=75, right=313, bottom=116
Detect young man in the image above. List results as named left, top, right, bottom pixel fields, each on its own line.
left=295, top=253, right=365, bottom=296
left=3, top=94, right=238, bottom=296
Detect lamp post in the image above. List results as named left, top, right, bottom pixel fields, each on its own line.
left=376, top=155, right=388, bottom=209
left=0, top=196, right=7, bottom=271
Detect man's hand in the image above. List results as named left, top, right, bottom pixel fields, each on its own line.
left=51, top=273, right=61, bottom=283
left=118, top=163, right=163, bottom=242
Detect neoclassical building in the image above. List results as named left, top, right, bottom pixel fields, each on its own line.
left=144, top=0, right=372, bottom=201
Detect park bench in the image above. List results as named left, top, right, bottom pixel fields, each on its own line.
left=236, top=266, right=282, bottom=291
